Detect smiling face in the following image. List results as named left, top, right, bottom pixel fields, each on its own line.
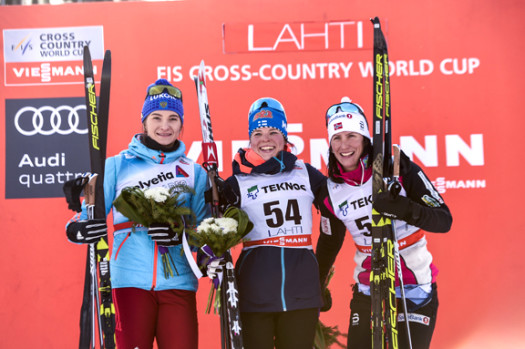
left=330, top=131, right=365, bottom=172
left=250, top=127, right=286, bottom=161
left=143, top=110, right=182, bottom=147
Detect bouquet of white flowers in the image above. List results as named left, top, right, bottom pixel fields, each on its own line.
left=113, top=184, right=195, bottom=278
left=190, top=206, right=253, bottom=259
left=189, top=206, right=253, bottom=314
left=113, top=184, right=195, bottom=233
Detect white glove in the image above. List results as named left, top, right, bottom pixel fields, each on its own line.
left=207, top=259, right=225, bottom=279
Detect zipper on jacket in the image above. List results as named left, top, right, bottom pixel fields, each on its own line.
left=281, top=248, right=287, bottom=311
left=114, top=232, right=131, bottom=261
left=151, top=241, right=158, bottom=290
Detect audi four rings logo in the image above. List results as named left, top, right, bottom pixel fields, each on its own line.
left=14, top=105, right=88, bottom=136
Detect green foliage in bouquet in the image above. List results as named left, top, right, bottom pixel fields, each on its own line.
left=314, top=267, right=348, bottom=349
left=191, top=206, right=254, bottom=314
left=314, top=321, right=347, bottom=349
left=190, top=206, right=254, bottom=257
left=113, top=184, right=196, bottom=233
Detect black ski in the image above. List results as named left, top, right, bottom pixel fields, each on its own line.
left=194, top=60, right=244, bottom=349
left=78, top=222, right=93, bottom=349
left=222, top=255, right=243, bottom=349
left=370, top=17, right=398, bottom=349
left=82, top=46, right=116, bottom=349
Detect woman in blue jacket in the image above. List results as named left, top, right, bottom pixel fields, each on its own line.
left=66, top=79, right=209, bottom=349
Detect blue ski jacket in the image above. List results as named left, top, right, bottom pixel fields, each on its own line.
left=72, top=135, right=210, bottom=292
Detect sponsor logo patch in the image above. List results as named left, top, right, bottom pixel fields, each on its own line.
left=397, top=312, right=431, bottom=326
left=247, top=185, right=259, bottom=200
left=175, top=166, right=189, bottom=178
left=320, top=216, right=332, bottom=235
left=351, top=313, right=360, bottom=326
left=338, top=200, right=349, bottom=216
left=253, top=110, right=272, bottom=120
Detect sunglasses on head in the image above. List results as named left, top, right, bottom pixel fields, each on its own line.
left=249, top=98, right=285, bottom=115
left=147, top=84, right=182, bottom=100
left=325, top=102, right=365, bottom=125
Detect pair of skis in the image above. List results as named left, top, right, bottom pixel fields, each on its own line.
left=66, top=46, right=115, bottom=349
left=194, top=60, right=244, bottom=349
left=370, top=17, right=412, bottom=349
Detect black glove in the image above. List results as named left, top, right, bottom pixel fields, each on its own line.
left=204, top=176, right=232, bottom=213
left=66, top=219, right=107, bottom=244
left=320, top=287, right=333, bottom=312
left=148, top=223, right=181, bottom=246
left=374, top=190, right=413, bottom=221
left=205, top=176, right=223, bottom=203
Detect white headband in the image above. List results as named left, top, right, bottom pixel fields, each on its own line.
left=327, top=111, right=371, bottom=142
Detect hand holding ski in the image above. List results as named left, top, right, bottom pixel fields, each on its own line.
left=194, top=60, right=244, bottom=349
left=194, top=61, right=221, bottom=218
left=370, top=17, right=398, bottom=349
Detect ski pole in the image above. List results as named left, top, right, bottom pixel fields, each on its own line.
left=389, top=145, right=413, bottom=349
left=85, top=174, right=104, bottom=348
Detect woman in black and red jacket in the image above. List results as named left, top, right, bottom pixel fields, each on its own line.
left=315, top=97, right=452, bottom=349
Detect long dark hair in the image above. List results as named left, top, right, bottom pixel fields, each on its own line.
left=327, top=137, right=373, bottom=182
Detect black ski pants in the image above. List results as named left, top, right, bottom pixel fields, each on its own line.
left=240, top=307, right=319, bottom=349
left=347, top=283, right=439, bottom=349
